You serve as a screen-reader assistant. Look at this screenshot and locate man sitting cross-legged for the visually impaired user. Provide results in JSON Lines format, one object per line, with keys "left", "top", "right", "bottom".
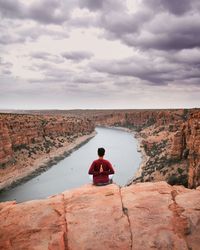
{"left": 88, "top": 147, "right": 115, "bottom": 186}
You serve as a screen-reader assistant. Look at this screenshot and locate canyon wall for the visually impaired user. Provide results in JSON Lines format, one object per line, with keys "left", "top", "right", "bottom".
{"left": 0, "top": 182, "right": 200, "bottom": 250}
{"left": 170, "top": 110, "right": 200, "bottom": 188}
{"left": 0, "top": 113, "right": 94, "bottom": 189}
{"left": 0, "top": 109, "right": 199, "bottom": 189}
{"left": 81, "top": 109, "right": 199, "bottom": 188}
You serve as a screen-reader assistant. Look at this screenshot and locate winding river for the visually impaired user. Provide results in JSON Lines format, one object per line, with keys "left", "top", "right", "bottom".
{"left": 0, "top": 127, "right": 141, "bottom": 202}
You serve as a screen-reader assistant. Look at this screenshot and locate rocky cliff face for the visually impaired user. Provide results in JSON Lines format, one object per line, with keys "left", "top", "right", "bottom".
{"left": 0, "top": 182, "right": 200, "bottom": 250}
{"left": 187, "top": 111, "right": 200, "bottom": 188}
{"left": 85, "top": 109, "right": 185, "bottom": 130}
{"left": 170, "top": 110, "right": 200, "bottom": 188}
{"left": 0, "top": 113, "right": 95, "bottom": 189}
{"left": 0, "top": 120, "right": 13, "bottom": 166}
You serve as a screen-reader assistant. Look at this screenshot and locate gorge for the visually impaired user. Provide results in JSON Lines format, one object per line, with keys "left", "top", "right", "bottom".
{"left": 0, "top": 127, "right": 141, "bottom": 202}
{"left": 0, "top": 109, "right": 200, "bottom": 249}
{"left": 1, "top": 108, "right": 200, "bottom": 190}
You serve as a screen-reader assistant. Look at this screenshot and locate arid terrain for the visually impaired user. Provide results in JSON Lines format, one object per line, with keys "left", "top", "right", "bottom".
{"left": 0, "top": 109, "right": 200, "bottom": 189}
{"left": 0, "top": 109, "right": 200, "bottom": 249}
{"left": 0, "top": 113, "right": 95, "bottom": 189}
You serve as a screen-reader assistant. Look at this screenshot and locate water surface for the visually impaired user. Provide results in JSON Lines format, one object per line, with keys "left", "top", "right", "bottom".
{"left": 0, "top": 127, "right": 141, "bottom": 202}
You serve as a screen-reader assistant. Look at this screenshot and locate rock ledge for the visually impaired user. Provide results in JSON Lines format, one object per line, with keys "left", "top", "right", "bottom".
{"left": 0, "top": 182, "right": 200, "bottom": 250}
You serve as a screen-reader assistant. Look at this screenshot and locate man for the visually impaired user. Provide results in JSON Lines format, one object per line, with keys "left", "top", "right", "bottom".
{"left": 88, "top": 147, "right": 115, "bottom": 186}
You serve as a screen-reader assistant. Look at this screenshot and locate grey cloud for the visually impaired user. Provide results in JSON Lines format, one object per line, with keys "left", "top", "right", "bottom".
{"left": 170, "top": 49, "right": 200, "bottom": 65}
{"left": 19, "top": 25, "right": 69, "bottom": 42}
{"left": 72, "top": 75, "right": 104, "bottom": 84}
{"left": 0, "top": 19, "right": 69, "bottom": 45}
{"left": 79, "top": 0, "right": 103, "bottom": 10}
{"left": 29, "top": 0, "right": 67, "bottom": 24}
{"left": 69, "top": 15, "right": 99, "bottom": 28}
{"left": 0, "top": 0, "right": 25, "bottom": 19}
{"left": 29, "top": 62, "right": 54, "bottom": 72}
{"left": 92, "top": 52, "right": 200, "bottom": 86}
{"left": 0, "top": 0, "right": 76, "bottom": 24}
{"left": 28, "top": 61, "right": 74, "bottom": 84}
{"left": 123, "top": 30, "right": 200, "bottom": 51}
{"left": 79, "top": 0, "right": 124, "bottom": 11}
{"left": 0, "top": 57, "right": 13, "bottom": 76}
{"left": 31, "top": 52, "right": 64, "bottom": 64}
{"left": 101, "top": 10, "right": 151, "bottom": 37}
{"left": 92, "top": 58, "right": 170, "bottom": 85}
{"left": 0, "top": 33, "right": 25, "bottom": 44}
{"left": 93, "top": 0, "right": 200, "bottom": 52}
{"left": 62, "top": 51, "right": 93, "bottom": 62}
{"left": 2, "top": 69, "right": 12, "bottom": 75}
{"left": 131, "top": 13, "right": 200, "bottom": 51}
{"left": 144, "top": 0, "right": 191, "bottom": 16}
{"left": 160, "top": 0, "right": 191, "bottom": 15}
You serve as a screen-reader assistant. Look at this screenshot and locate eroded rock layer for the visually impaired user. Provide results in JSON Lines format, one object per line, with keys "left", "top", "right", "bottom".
{"left": 0, "top": 113, "right": 94, "bottom": 189}
{"left": 0, "top": 182, "right": 200, "bottom": 250}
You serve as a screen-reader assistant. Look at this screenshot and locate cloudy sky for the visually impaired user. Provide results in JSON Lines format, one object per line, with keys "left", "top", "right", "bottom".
{"left": 0, "top": 0, "right": 200, "bottom": 109}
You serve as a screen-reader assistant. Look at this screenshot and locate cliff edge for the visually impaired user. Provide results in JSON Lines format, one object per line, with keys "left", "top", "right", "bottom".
{"left": 0, "top": 182, "right": 200, "bottom": 250}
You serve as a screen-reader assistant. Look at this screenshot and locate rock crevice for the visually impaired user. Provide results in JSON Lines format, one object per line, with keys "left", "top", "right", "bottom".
{"left": 168, "top": 190, "right": 191, "bottom": 248}
{"left": 61, "top": 194, "right": 69, "bottom": 250}
{"left": 119, "top": 186, "right": 133, "bottom": 250}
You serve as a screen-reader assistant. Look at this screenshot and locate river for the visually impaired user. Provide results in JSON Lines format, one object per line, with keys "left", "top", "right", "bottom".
{"left": 0, "top": 127, "right": 141, "bottom": 202}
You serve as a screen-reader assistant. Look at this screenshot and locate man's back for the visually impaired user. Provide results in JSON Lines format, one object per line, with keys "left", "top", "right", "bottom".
{"left": 88, "top": 158, "right": 115, "bottom": 185}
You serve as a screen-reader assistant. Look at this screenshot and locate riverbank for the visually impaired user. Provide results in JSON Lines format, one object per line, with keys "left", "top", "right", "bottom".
{"left": 0, "top": 131, "right": 96, "bottom": 191}
{"left": 110, "top": 127, "right": 148, "bottom": 184}
{"left": 128, "top": 132, "right": 149, "bottom": 183}
{"left": 99, "top": 125, "right": 147, "bottom": 185}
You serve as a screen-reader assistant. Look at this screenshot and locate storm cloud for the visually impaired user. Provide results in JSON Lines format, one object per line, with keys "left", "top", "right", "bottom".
{"left": 0, "top": 0, "right": 76, "bottom": 24}
{"left": 96, "top": 0, "right": 200, "bottom": 52}
{"left": 144, "top": 0, "right": 192, "bottom": 15}
{"left": 0, "top": 0, "right": 200, "bottom": 109}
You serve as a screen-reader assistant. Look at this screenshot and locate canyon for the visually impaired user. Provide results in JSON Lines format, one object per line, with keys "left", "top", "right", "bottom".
{"left": 0, "top": 109, "right": 200, "bottom": 249}
{"left": 78, "top": 108, "right": 200, "bottom": 188}
{"left": 0, "top": 113, "right": 95, "bottom": 189}
{"left": 0, "top": 109, "right": 200, "bottom": 190}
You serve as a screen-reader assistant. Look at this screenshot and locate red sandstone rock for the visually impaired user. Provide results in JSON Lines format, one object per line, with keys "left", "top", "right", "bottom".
{"left": 64, "top": 184, "right": 131, "bottom": 250}
{"left": 0, "top": 182, "right": 200, "bottom": 250}
{"left": 170, "top": 110, "right": 200, "bottom": 188}
{"left": 0, "top": 113, "right": 95, "bottom": 189}
{"left": 0, "top": 195, "right": 67, "bottom": 250}
{"left": 186, "top": 111, "right": 200, "bottom": 188}
{"left": 0, "top": 119, "right": 13, "bottom": 165}
{"left": 0, "top": 114, "right": 94, "bottom": 166}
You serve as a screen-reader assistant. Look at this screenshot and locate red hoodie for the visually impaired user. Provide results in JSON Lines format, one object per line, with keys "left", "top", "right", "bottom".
{"left": 88, "top": 158, "right": 115, "bottom": 185}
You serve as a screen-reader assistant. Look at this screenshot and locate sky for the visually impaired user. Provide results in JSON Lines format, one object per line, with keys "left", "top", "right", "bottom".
{"left": 0, "top": 0, "right": 200, "bottom": 110}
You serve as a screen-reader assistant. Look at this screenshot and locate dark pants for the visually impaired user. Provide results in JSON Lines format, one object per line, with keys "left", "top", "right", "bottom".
{"left": 94, "top": 179, "right": 113, "bottom": 186}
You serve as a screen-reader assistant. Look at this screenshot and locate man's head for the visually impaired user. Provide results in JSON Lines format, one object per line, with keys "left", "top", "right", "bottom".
{"left": 98, "top": 147, "right": 105, "bottom": 157}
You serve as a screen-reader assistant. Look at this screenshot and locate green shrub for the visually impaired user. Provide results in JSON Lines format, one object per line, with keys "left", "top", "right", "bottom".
{"left": 177, "top": 168, "right": 184, "bottom": 174}
{"left": 167, "top": 174, "right": 188, "bottom": 187}
{"left": 0, "top": 163, "right": 6, "bottom": 169}
{"left": 12, "top": 144, "right": 28, "bottom": 152}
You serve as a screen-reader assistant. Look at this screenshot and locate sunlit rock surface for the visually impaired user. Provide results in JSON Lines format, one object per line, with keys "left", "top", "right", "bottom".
{"left": 0, "top": 182, "right": 200, "bottom": 250}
